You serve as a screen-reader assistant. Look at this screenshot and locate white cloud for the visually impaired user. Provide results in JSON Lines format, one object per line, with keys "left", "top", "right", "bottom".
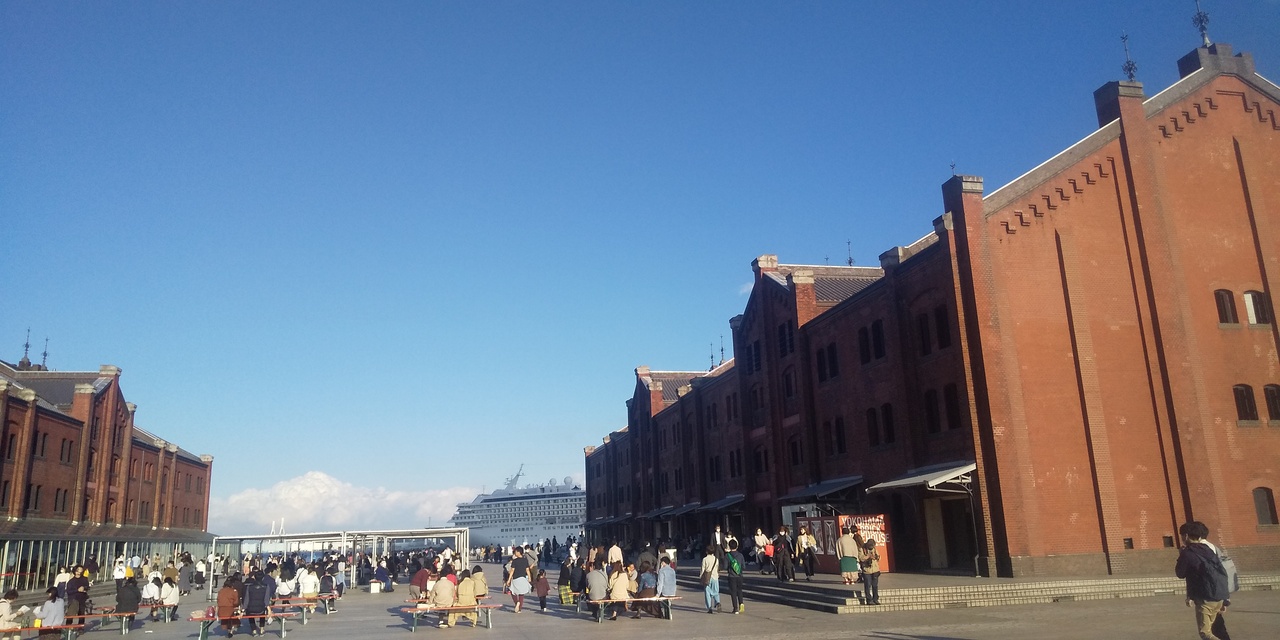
{"left": 207, "top": 471, "right": 477, "bottom": 535}
{"left": 738, "top": 281, "right": 754, "bottom": 295}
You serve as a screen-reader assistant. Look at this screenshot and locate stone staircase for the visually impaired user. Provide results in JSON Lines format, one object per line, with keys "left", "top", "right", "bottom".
{"left": 675, "top": 571, "right": 1280, "bottom": 614}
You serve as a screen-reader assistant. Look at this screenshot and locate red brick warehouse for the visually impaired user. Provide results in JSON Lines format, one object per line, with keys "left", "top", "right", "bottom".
{"left": 584, "top": 42, "right": 1280, "bottom": 577}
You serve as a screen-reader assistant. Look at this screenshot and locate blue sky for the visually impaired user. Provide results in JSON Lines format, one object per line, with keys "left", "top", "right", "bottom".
{"left": 3, "top": 1, "right": 1278, "bottom": 533}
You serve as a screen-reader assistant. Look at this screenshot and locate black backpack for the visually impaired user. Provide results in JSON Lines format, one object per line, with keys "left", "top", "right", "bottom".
{"left": 244, "top": 583, "right": 269, "bottom": 615}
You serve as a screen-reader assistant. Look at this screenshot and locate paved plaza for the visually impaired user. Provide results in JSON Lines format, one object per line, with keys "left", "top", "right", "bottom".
{"left": 77, "top": 562, "right": 1278, "bottom": 640}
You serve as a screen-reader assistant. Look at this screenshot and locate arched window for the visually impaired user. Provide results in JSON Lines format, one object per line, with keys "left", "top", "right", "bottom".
{"left": 1214, "top": 289, "right": 1238, "bottom": 324}
{"left": 1254, "top": 487, "right": 1279, "bottom": 525}
{"left": 1265, "top": 385, "right": 1280, "bottom": 421}
{"left": 880, "top": 403, "right": 896, "bottom": 444}
{"left": 1245, "top": 291, "right": 1272, "bottom": 325}
{"left": 1234, "top": 385, "right": 1259, "bottom": 421}
{"left": 866, "top": 408, "right": 880, "bottom": 447}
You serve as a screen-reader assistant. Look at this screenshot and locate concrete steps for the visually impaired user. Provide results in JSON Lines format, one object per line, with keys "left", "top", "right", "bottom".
{"left": 675, "top": 572, "right": 1280, "bottom": 615}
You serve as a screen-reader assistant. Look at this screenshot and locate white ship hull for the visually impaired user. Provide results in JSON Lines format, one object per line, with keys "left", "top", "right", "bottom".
{"left": 449, "top": 466, "right": 585, "bottom": 551}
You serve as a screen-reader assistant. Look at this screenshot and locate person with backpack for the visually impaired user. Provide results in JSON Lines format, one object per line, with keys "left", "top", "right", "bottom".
{"left": 242, "top": 573, "right": 270, "bottom": 637}
{"left": 1175, "top": 521, "right": 1230, "bottom": 640}
{"left": 725, "top": 539, "right": 746, "bottom": 614}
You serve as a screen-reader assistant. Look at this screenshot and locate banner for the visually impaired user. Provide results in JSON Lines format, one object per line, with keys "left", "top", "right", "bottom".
{"left": 796, "top": 513, "right": 892, "bottom": 573}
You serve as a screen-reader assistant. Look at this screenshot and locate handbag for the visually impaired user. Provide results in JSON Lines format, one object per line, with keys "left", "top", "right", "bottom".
{"left": 699, "top": 570, "right": 711, "bottom": 586}
{"left": 764, "top": 544, "right": 774, "bottom": 558}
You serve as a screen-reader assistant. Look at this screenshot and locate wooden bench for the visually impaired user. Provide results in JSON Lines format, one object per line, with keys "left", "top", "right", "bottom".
{"left": 577, "top": 596, "right": 681, "bottom": 622}
{"left": 5, "top": 624, "right": 84, "bottom": 640}
{"left": 400, "top": 604, "right": 501, "bottom": 631}
{"left": 189, "top": 611, "right": 298, "bottom": 640}
{"left": 69, "top": 610, "right": 140, "bottom": 635}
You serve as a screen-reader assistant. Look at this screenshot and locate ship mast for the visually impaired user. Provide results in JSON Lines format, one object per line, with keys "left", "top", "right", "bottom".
{"left": 504, "top": 464, "right": 525, "bottom": 490}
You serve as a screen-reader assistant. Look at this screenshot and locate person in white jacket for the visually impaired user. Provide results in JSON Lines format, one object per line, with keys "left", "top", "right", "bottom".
{"left": 0, "top": 589, "right": 28, "bottom": 640}
{"left": 160, "top": 577, "right": 181, "bottom": 622}
{"left": 297, "top": 566, "right": 321, "bottom": 612}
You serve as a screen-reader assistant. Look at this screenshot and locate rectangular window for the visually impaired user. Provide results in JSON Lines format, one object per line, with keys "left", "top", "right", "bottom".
{"left": 925, "top": 389, "right": 942, "bottom": 433}
{"left": 0, "top": 480, "right": 8, "bottom": 508}
{"left": 789, "top": 438, "right": 803, "bottom": 466}
{"left": 871, "top": 320, "right": 886, "bottom": 359}
{"left": 917, "top": 313, "right": 932, "bottom": 356}
{"left": 944, "top": 383, "right": 963, "bottom": 430}
{"left": 935, "top": 305, "right": 952, "bottom": 348}
{"left": 752, "top": 340, "right": 762, "bottom": 373}
{"left": 858, "top": 328, "right": 871, "bottom": 364}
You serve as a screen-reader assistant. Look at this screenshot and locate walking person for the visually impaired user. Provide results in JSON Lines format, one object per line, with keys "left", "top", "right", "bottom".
{"left": 773, "top": 525, "right": 795, "bottom": 582}
{"left": 700, "top": 545, "right": 721, "bottom": 614}
{"left": 858, "top": 540, "right": 881, "bottom": 605}
{"left": 505, "top": 547, "right": 532, "bottom": 613}
{"left": 753, "top": 528, "right": 772, "bottom": 573}
{"left": 1175, "top": 521, "right": 1230, "bottom": 640}
{"left": 725, "top": 539, "right": 745, "bottom": 614}
{"left": 797, "top": 526, "right": 818, "bottom": 582}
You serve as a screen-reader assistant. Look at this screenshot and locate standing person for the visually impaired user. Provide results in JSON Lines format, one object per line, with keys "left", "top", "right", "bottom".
{"left": 178, "top": 559, "right": 194, "bottom": 596}
{"left": 505, "top": 547, "right": 532, "bottom": 613}
{"left": 858, "top": 540, "right": 881, "bottom": 605}
{"left": 195, "top": 557, "right": 207, "bottom": 591}
{"left": 711, "top": 525, "right": 726, "bottom": 567}
{"left": 65, "top": 566, "right": 90, "bottom": 628}
{"left": 534, "top": 569, "right": 551, "bottom": 612}
{"left": 34, "top": 587, "right": 65, "bottom": 638}
{"left": 836, "top": 526, "right": 861, "bottom": 586}
{"left": 53, "top": 566, "right": 72, "bottom": 600}
{"left": 753, "top": 529, "right": 771, "bottom": 573}
{"left": 797, "top": 526, "right": 818, "bottom": 582}
{"left": 217, "top": 577, "right": 241, "bottom": 637}
{"left": 1175, "top": 521, "right": 1230, "bottom": 640}
{"left": 113, "top": 557, "right": 128, "bottom": 589}
{"left": 773, "top": 526, "right": 795, "bottom": 582}
{"left": 725, "top": 540, "right": 746, "bottom": 615}
{"left": 655, "top": 557, "right": 677, "bottom": 598}
{"left": 700, "top": 545, "right": 721, "bottom": 614}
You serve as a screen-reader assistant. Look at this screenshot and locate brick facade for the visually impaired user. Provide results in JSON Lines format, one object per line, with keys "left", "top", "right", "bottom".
{"left": 1, "top": 358, "right": 213, "bottom": 533}
{"left": 585, "top": 44, "right": 1280, "bottom": 577}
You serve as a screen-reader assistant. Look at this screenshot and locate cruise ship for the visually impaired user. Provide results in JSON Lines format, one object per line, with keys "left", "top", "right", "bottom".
{"left": 449, "top": 466, "right": 586, "bottom": 549}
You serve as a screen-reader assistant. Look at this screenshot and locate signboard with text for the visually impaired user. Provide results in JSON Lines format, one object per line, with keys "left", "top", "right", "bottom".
{"left": 796, "top": 513, "right": 892, "bottom": 574}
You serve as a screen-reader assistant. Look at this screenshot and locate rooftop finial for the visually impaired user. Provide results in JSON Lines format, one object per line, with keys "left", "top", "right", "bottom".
{"left": 41, "top": 338, "right": 49, "bottom": 368}
{"left": 1192, "top": 0, "right": 1211, "bottom": 47}
{"left": 846, "top": 240, "right": 854, "bottom": 267}
{"left": 950, "top": 161, "right": 957, "bottom": 176}
{"left": 720, "top": 335, "right": 725, "bottom": 365}
{"left": 710, "top": 342, "right": 716, "bottom": 371}
{"left": 22, "top": 328, "right": 30, "bottom": 360}
{"left": 1121, "top": 32, "right": 1138, "bottom": 82}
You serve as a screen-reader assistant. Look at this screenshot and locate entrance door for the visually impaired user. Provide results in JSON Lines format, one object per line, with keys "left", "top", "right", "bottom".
{"left": 941, "top": 497, "right": 976, "bottom": 570}
{"left": 923, "top": 498, "right": 947, "bottom": 569}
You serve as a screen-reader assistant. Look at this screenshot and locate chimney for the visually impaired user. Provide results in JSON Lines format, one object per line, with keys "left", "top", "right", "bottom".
{"left": 1177, "top": 43, "right": 1254, "bottom": 79}
{"left": 1093, "top": 81, "right": 1145, "bottom": 128}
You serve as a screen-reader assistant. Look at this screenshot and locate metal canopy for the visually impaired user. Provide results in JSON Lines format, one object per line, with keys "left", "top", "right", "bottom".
{"left": 639, "top": 506, "right": 675, "bottom": 519}
{"left": 779, "top": 475, "right": 864, "bottom": 504}
{"left": 664, "top": 502, "right": 701, "bottom": 518}
{"left": 696, "top": 494, "right": 745, "bottom": 512}
{"left": 865, "top": 461, "right": 977, "bottom": 494}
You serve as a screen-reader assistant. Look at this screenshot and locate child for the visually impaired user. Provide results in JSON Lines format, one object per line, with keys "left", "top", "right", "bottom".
{"left": 534, "top": 569, "right": 551, "bottom": 612}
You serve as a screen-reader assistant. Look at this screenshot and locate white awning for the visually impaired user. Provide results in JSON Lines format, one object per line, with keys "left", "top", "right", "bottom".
{"left": 866, "top": 461, "right": 977, "bottom": 494}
